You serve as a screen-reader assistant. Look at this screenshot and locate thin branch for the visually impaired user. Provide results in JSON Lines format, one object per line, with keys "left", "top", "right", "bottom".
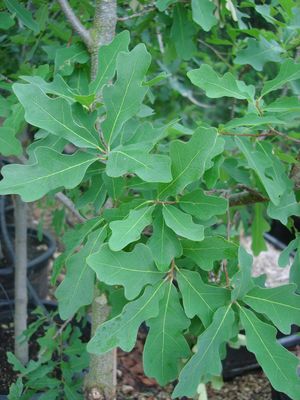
{"left": 118, "top": 6, "right": 155, "bottom": 21}
{"left": 198, "top": 39, "right": 231, "bottom": 67}
{"left": 55, "top": 192, "right": 87, "bottom": 223}
{"left": 57, "top": 0, "right": 92, "bottom": 47}
{"left": 269, "top": 128, "right": 300, "bottom": 144}
{"left": 229, "top": 190, "right": 269, "bottom": 207}
{"left": 220, "top": 131, "right": 274, "bottom": 138}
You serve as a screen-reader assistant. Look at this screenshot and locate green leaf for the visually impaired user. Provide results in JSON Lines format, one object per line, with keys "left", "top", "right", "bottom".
{"left": 171, "top": 4, "right": 197, "bottom": 60}
{"left": 102, "top": 44, "right": 151, "bottom": 148}
{"left": 4, "top": 0, "right": 39, "bottom": 33}
{"left": 179, "top": 189, "right": 228, "bottom": 220}
{"left": 235, "top": 138, "right": 290, "bottom": 205}
{"left": 243, "top": 284, "right": 300, "bottom": 334}
{"left": 0, "top": 126, "right": 22, "bottom": 156}
{"left": 158, "top": 127, "right": 219, "bottom": 198}
{"left": 261, "top": 59, "right": 300, "bottom": 96}
{"left": 162, "top": 205, "right": 204, "bottom": 241}
{"left": 223, "top": 114, "right": 285, "bottom": 130}
{"left": 156, "top": 0, "right": 176, "bottom": 11}
{"left": 148, "top": 210, "right": 182, "bottom": 272}
{"left": 13, "top": 83, "right": 101, "bottom": 149}
{"left": 191, "top": 0, "right": 217, "bottom": 31}
{"left": 56, "top": 226, "right": 107, "bottom": 320}
{"left": 267, "top": 191, "right": 300, "bottom": 225}
{"left": 252, "top": 203, "right": 270, "bottom": 256}
{"left": 0, "top": 12, "right": 15, "bottom": 29}
{"left": 234, "top": 37, "right": 283, "bottom": 71}
{"left": 87, "top": 281, "right": 166, "bottom": 354}
{"left": 182, "top": 236, "right": 238, "bottom": 270}
{"left": 76, "top": 174, "right": 106, "bottom": 212}
{"left": 231, "top": 247, "right": 254, "bottom": 300}
{"left": 177, "top": 269, "right": 230, "bottom": 326}
{"left": 239, "top": 306, "right": 300, "bottom": 398}
{"left": 172, "top": 305, "right": 235, "bottom": 399}
{"left": 143, "top": 282, "right": 191, "bottom": 385}
{"left": 54, "top": 44, "right": 89, "bottom": 76}
{"left": 107, "top": 144, "right": 172, "bottom": 183}
{"left": 278, "top": 238, "right": 298, "bottom": 268}
{"left": 7, "top": 377, "right": 23, "bottom": 400}
{"left": 102, "top": 174, "right": 125, "bottom": 201}
{"left": 109, "top": 205, "right": 154, "bottom": 251}
{"left": 89, "top": 31, "right": 130, "bottom": 94}
{"left": 264, "top": 96, "right": 300, "bottom": 113}
{"left": 0, "top": 148, "right": 97, "bottom": 202}
{"left": 188, "top": 64, "right": 255, "bottom": 101}
{"left": 88, "top": 243, "right": 164, "bottom": 300}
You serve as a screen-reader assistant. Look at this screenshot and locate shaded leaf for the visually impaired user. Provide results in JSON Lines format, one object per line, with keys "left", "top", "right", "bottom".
{"left": 188, "top": 64, "right": 255, "bottom": 100}
{"left": 162, "top": 205, "right": 204, "bottom": 241}
{"left": 231, "top": 247, "right": 254, "bottom": 300}
{"left": 177, "top": 269, "right": 230, "bottom": 327}
{"left": 239, "top": 306, "right": 300, "bottom": 398}
{"left": 144, "top": 282, "right": 191, "bottom": 385}
{"left": 158, "top": 127, "right": 218, "bottom": 198}
{"left": 191, "top": 0, "right": 217, "bottom": 31}
{"left": 182, "top": 236, "right": 238, "bottom": 270}
{"left": 148, "top": 210, "right": 182, "bottom": 272}
{"left": 171, "top": 4, "right": 197, "bottom": 60}
{"left": 172, "top": 305, "right": 235, "bottom": 398}
{"left": 56, "top": 226, "right": 107, "bottom": 320}
{"left": 4, "top": 0, "right": 39, "bottom": 33}
{"left": 261, "top": 59, "right": 300, "bottom": 96}
{"left": 0, "top": 148, "right": 97, "bottom": 201}
{"left": 252, "top": 203, "right": 270, "bottom": 256}
{"left": 243, "top": 284, "right": 300, "bottom": 334}
{"left": 88, "top": 243, "right": 164, "bottom": 300}
{"left": 179, "top": 189, "right": 228, "bottom": 220}
{"left": 87, "top": 281, "right": 166, "bottom": 354}
{"left": 109, "top": 205, "right": 154, "bottom": 251}
{"left": 267, "top": 191, "right": 300, "bottom": 225}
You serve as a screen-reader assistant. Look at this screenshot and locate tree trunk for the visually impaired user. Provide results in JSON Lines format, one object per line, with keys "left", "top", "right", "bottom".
{"left": 14, "top": 195, "right": 28, "bottom": 365}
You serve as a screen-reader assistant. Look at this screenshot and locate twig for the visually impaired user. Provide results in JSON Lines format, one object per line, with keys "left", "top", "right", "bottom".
{"left": 229, "top": 190, "right": 268, "bottom": 207}
{"left": 269, "top": 128, "right": 300, "bottom": 144}
{"left": 198, "top": 39, "right": 231, "bottom": 67}
{"left": 118, "top": 6, "right": 155, "bottom": 21}
{"left": 55, "top": 192, "right": 87, "bottom": 223}
{"left": 57, "top": 0, "right": 92, "bottom": 48}
{"left": 220, "top": 131, "right": 274, "bottom": 138}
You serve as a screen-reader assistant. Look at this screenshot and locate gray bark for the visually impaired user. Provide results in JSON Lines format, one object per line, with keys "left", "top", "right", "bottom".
{"left": 14, "top": 195, "right": 28, "bottom": 365}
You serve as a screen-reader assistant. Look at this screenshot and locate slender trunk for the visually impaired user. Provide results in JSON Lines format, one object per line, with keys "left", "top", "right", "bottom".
{"left": 84, "top": 2, "right": 117, "bottom": 398}
{"left": 14, "top": 195, "right": 28, "bottom": 365}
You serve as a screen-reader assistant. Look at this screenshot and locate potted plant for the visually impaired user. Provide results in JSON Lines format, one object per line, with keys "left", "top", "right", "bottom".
{"left": 0, "top": 1, "right": 300, "bottom": 399}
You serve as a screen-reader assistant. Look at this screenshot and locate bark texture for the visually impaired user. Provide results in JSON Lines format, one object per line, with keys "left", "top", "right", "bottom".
{"left": 14, "top": 195, "right": 28, "bottom": 365}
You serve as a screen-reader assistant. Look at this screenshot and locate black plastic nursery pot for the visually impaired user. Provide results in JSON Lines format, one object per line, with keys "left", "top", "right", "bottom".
{"left": 0, "top": 225, "right": 56, "bottom": 301}
{"left": 271, "top": 387, "right": 293, "bottom": 400}
{"left": 0, "top": 300, "right": 91, "bottom": 398}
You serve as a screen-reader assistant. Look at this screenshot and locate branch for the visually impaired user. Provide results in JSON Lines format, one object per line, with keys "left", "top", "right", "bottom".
{"left": 57, "top": 0, "right": 92, "bottom": 48}
{"left": 55, "top": 192, "right": 87, "bottom": 223}
{"left": 229, "top": 190, "right": 268, "bottom": 207}
{"left": 118, "top": 6, "right": 155, "bottom": 21}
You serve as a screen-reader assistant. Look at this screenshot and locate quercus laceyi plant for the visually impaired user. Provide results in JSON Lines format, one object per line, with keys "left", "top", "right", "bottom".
{"left": 1, "top": 0, "right": 300, "bottom": 399}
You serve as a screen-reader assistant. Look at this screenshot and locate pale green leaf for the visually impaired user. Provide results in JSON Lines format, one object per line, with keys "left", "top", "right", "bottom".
{"left": 148, "top": 210, "right": 182, "bottom": 272}
{"left": 262, "top": 59, "right": 300, "bottom": 96}
{"left": 235, "top": 137, "right": 290, "bottom": 205}
{"left": 88, "top": 243, "right": 164, "bottom": 300}
{"left": 0, "top": 148, "right": 97, "bottom": 202}
{"left": 267, "top": 191, "right": 300, "bottom": 225}
{"left": 231, "top": 247, "right": 254, "bottom": 300}
{"left": 182, "top": 236, "right": 238, "bottom": 270}
{"left": 0, "top": 126, "right": 22, "bottom": 156}
{"left": 170, "top": 4, "right": 197, "bottom": 60}
{"left": 87, "top": 281, "right": 166, "bottom": 354}
{"left": 234, "top": 37, "right": 283, "bottom": 71}
{"left": 56, "top": 226, "right": 107, "bottom": 320}
{"left": 102, "top": 44, "right": 151, "bottom": 148}
{"left": 179, "top": 189, "right": 228, "bottom": 220}
{"left": 13, "top": 83, "right": 101, "bottom": 149}
{"left": 223, "top": 114, "right": 285, "bottom": 130}
{"left": 156, "top": 0, "right": 176, "bottom": 11}
{"left": 239, "top": 306, "right": 300, "bottom": 398}
{"left": 278, "top": 238, "right": 298, "bottom": 268}
{"left": 191, "top": 0, "right": 217, "bottom": 31}
{"left": 107, "top": 144, "right": 172, "bottom": 183}
{"left": 172, "top": 305, "right": 235, "bottom": 399}
{"left": 243, "top": 285, "right": 300, "bottom": 334}
{"left": 162, "top": 205, "right": 204, "bottom": 241}
{"left": 144, "top": 282, "right": 191, "bottom": 385}
{"left": 89, "top": 31, "right": 130, "bottom": 94}
{"left": 54, "top": 44, "right": 89, "bottom": 76}
{"left": 188, "top": 64, "right": 255, "bottom": 101}
{"left": 4, "top": 0, "right": 39, "bottom": 33}
{"left": 264, "top": 96, "right": 300, "bottom": 113}
{"left": 109, "top": 205, "right": 154, "bottom": 251}
{"left": 252, "top": 203, "right": 270, "bottom": 256}
{"left": 158, "top": 127, "right": 218, "bottom": 198}
{"left": 177, "top": 269, "right": 230, "bottom": 327}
